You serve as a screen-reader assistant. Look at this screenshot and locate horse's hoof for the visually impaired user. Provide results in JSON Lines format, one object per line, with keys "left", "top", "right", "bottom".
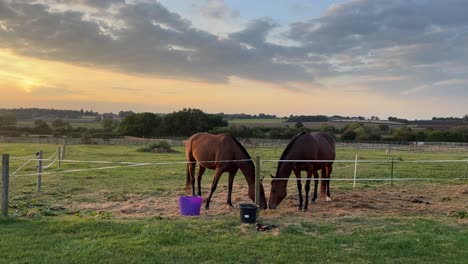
{"left": 311, "top": 199, "right": 317, "bottom": 204}
{"left": 302, "top": 208, "right": 308, "bottom": 212}
{"left": 297, "top": 206, "right": 303, "bottom": 211}
{"left": 326, "top": 197, "right": 332, "bottom": 202}
{"left": 204, "top": 205, "right": 209, "bottom": 210}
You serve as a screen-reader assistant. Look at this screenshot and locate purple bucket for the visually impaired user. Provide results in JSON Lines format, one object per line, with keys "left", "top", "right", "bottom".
{"left": 178, "top": 196, "right": 203, "bottom": 216}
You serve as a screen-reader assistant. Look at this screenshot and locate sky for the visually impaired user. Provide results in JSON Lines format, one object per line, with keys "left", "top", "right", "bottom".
{"left": 0, "top": 0, "right": 467, "bottom": 119}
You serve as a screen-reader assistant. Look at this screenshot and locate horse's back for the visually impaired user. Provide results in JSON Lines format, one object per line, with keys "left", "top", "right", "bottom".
{"left": 310, "top": 132, "right": 335, "bottom": 158}
{"left": 185, "top": 132, "right": 246, "bottom": 167}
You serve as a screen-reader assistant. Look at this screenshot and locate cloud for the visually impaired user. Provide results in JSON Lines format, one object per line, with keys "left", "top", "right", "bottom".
{"left": 29, "top": 86, "right": 76, "bottom": 96}
{"left": 0, "top": 0, "right": 467, "bottom": 100}
{"left": 198, "top": 0, "right": 240, "bottom": 19}
{"left": 49, "top": 0, "right": 125, "bottom": 9}
{"left": 0, "top": 0, "right": 312, "bottom": 84}
{"left": 284, "top": 0, "right": 468, "bottom": 97}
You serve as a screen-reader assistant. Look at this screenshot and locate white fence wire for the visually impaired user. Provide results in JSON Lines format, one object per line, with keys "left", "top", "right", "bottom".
{"left": 8, "top": 153, "right": 468, "bottom": 182}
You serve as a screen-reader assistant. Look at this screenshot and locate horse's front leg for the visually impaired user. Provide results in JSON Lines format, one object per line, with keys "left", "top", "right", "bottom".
{"left": 303, "top": 169, "right": 313, "bottom": 211}
{"left": 294, "top": 170, "right": 303, "bottom": 210}
{"left": 205, "top": 168, "right": 223, "bottom": 210}
{"left": 311, "top": 170, "right": 319, "bottom": 203}
{"left": 227, "top": 169, "right": 237, "bottom": 207}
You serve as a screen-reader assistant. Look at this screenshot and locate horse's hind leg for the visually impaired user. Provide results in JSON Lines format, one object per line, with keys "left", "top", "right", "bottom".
{"left": 226, "top": 169, "right": 237, "bottom": 207}
{"left": 311, "top": 170, "right": 319, "bottom": 203}
{"left": 197, "top": 165, "right": 206, "bottom": 196}
{"left": 294, "top": 170, "right": 303, "bottom": 210}
{"left": 205, "top": 168, "right": 223, "bottom": 210}
{"left": 186, "top": 162, "right": 196, "bottom": 196}
{"left": 304, "top": 168, "right": 314, "bottom": 211}
{"left": 321, "top": 165, "right": 332, "bottom": 202}
{"left": 326, "top": 164, "right": 333, "bottom": 202}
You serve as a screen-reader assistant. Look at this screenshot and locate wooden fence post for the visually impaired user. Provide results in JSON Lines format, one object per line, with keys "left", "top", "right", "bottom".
{"left": 391, "top": 157, "right": 394, "bottom": 187}
{"left": 2, "top": 154, "right": 9, "bottom": 217}
{"left": 255, "top": 156, "right": 261, "bottom": 210}
{"left": 37, "top": 150, "right": 42, "bottom": 192}
{"left": 353, "top": 154, "right": 358, "bottom": 188}
{"left": 58, "top": 147, "right": 61, "bottom": 169}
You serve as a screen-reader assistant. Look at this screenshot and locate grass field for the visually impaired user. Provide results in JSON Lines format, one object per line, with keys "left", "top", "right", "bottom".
{"left": 0, "top": 143, "right": 467, "bottom": 263}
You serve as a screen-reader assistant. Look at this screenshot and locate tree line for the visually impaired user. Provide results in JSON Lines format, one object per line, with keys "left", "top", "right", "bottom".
{"left": 0, "top": 109, "right": 467, "bottom": 143}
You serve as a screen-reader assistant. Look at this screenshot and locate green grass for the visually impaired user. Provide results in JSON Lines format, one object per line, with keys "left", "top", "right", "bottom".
{"left": 0, "top": 143, "right": 467, "bottom": 263}
{"left": 0, "top": 216, "right": 466, "bottom": 263}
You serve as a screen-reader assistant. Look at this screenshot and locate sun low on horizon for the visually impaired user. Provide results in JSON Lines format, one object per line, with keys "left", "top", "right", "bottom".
{"left": 0, "top": 0, "right": 466, "bottom": 119}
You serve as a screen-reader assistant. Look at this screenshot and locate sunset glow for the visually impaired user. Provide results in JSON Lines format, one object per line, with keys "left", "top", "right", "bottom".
{"left": 0, "top": 0, "right": 466, "bottom": 119}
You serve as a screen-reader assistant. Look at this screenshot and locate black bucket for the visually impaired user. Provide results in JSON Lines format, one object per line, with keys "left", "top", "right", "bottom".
{"left": 239, "top": 203, "right": 258, "bottom": 224}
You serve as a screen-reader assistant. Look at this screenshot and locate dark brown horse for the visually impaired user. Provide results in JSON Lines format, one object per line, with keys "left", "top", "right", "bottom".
{"left": 269, "top": 132, "right": 335, "bottom": 210}
{"left": 185, "top": 132, "right": 267, "bottom": 209}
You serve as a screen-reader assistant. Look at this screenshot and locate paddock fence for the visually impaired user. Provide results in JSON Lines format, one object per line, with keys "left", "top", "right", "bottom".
{"left": 2, "top": 146, "right": 467, "bottom": 216}
{"left": 1, "top": 136, "right": 468, "bottom": 152}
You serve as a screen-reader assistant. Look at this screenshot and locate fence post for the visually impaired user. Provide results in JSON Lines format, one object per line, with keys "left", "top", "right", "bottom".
{"left": 57, "top": 147, "right": 61, "bottom": 169}
{"left": 2, "top": 154, "right": 9, "bottom": 217}
{"left": 353, "top": 154, "right": 358, "bottom": 188}
{"left": 391, "top": 157, "right": 394, "bottom": 187}
{"left": 255, "top": 156, "right": 261, "bottom": 210}
{"left": 37, "top": 150, "right": 43, "bottom": 192}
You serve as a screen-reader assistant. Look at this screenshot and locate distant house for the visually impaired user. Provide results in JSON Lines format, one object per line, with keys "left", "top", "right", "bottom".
{"left": 82, "top": 115, "right": 98, "bottom": 120}
{"left": 102, "top": 113, "right": 121, "bottom": 120}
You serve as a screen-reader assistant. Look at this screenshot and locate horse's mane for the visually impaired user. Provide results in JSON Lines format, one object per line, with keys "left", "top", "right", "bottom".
{"left": 230, "top": 135, "right": 252, "bottom": 159}
{"left": 275, "top": 131, "right": 307, "bottom": 176}
{"left": 229, "top": 134, "right": 255, "bottom": 170}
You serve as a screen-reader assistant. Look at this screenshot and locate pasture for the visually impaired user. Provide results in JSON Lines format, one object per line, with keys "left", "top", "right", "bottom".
{"left": 0, "top": 142, "right": 467, "bottom": 263}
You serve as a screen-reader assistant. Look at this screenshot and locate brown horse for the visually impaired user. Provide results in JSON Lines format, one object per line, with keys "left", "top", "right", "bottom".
{"left": 269, "top": 132, "right": 335, "bottom": 210}
{"left": 185, "top": 132, "right": 267, "bottom": 209}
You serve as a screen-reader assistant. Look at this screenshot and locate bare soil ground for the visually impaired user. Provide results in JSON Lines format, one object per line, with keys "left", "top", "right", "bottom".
{"left": 74, "top": 183, "right": 468, "bottom": 223}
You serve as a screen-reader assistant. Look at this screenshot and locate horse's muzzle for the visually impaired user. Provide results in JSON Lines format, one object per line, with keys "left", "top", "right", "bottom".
{"left": 269, "top": 203, "right": 277, "bottom": 209}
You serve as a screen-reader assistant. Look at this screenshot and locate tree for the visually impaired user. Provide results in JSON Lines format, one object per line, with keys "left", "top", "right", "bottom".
{"left": 51, "top": 119, "right": 72, "bottom": 135}
{"left": 425, "top": 130, "right": 446, "bottom": 142}
{"left": 295, "top": 122, "right": 304, "bottom": 128}
{"left": 118, "top": 111, "right": 135, "bottom": 118}
{"left": 52, "top": 119, "right": 68, "bottom": 128}
{"left": 162, "top": 108, "right": 227, "bottom": 136}
{"left": 102, "top": 118, "right": 120, "bottom": 131}
{"left": 392, "top": 126, "right": 415, "bottom": 141}
{"left": 119, "top": 113, "right": 162, "bottom": 138}
{"left": 0, "top": 113, "right": 16, "bottom": 127}
{"left": 33, "top": 119, "right": 52, "bottom": 134}
{"left": 341, "top": 130, "right": 357, "bottom": 140}
{"left": 319, "top": 123, "right": 337, "bottom": 133}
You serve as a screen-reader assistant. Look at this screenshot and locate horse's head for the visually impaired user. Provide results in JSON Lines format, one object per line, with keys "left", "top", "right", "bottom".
{"left": 268, "top": 174, "right": 288, "bottom": 209}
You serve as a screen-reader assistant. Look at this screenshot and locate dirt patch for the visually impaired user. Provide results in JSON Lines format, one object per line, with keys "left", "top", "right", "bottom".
{"left": 73, "top": 183, "right": 468, "bottom": 222}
